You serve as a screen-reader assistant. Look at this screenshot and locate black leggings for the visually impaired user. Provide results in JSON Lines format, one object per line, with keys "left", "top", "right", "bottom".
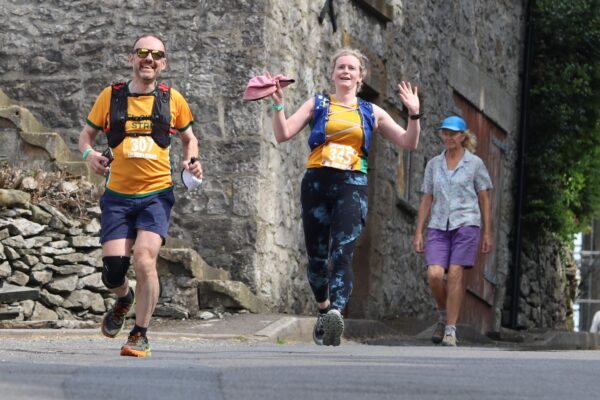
{"left": 300, "top": 168, "right": 368, "bottom": 312}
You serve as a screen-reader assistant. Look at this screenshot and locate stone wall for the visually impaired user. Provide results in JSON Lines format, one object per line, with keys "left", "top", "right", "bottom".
{"left": 511, "top": 235, "right": 577, "bottom": 330}
{"left": 0, "top": 1, "right": 528, "bottom": 326}
{"left": 0, "top": 184, "right": 242, "bottom": 323}
{"left": 0, "top": 187, "right": 110, "bottom": 322}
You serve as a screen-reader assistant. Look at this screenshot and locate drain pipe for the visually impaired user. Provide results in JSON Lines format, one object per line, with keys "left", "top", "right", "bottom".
{"left": 510, "top": 0, "right": 535, "bottom": 329}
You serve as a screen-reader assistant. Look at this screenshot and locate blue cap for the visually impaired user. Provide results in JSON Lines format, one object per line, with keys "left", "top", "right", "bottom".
{"left": 439, "top": 116, "right": 467, "bottom": 132}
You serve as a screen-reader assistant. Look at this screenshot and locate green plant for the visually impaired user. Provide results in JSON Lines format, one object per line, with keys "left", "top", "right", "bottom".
{"left": 523, "top": 0, "right": 600, "bottom": 241}
{"left": 275, "top": 337, "right": 287, "bottom": 345}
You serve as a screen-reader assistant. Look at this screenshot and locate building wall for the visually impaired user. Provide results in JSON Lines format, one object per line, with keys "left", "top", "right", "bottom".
{"left": 0, "top": 1, "right": 526, "bottom": 325}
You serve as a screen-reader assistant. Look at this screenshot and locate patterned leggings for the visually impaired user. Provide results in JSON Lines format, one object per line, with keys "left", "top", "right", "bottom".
{"left": 300, "top": 168, "right": 368, "bottom": 312}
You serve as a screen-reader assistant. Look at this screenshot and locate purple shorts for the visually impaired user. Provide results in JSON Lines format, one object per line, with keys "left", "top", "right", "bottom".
{"left": 425, "top": 225, "right": 481, "bottom": 269}
{"left": 99, "top": 189, "right": 175, "bottom": 244}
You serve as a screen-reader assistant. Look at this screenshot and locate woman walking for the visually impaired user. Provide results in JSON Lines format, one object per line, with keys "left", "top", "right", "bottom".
{"left": 413, "top": 116, "right": 493, "bottom": 346}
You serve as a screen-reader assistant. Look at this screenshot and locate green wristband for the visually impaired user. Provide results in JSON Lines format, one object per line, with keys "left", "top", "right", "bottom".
{"left": 271, "top": 102, "right": 284, "bottom": 111}
{"left": 82, "top": 148, "right": 93, "bottom": 160}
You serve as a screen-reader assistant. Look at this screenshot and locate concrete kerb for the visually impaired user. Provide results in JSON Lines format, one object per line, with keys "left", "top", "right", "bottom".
{"left": 252, "top": 316, "right": 314, "bottom": 342}
{"left": 516, "top": 330, "right": 600, "bottom": 351}
{"left": 1, "top": 316, "right": 599, "bottom": 349}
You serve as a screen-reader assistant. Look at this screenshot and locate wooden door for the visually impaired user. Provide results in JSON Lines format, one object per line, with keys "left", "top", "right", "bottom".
{"left": 454, "top": 93, "right": 506, "bottom": 333}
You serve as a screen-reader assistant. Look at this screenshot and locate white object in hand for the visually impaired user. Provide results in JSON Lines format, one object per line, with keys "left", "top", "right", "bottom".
{"left": 182, "top": 169, "right": 202, "bottom": 191}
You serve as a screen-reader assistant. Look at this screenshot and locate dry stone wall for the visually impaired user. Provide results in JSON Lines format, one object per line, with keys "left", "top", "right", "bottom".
{"left": 512, "top": 236, "right": 577, "bottom": 330}
{"left": 0, "top": 188, "right": 111, "bottom": 322}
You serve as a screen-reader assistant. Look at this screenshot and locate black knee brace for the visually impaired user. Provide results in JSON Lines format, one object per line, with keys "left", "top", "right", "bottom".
{"left": 102, "top": 256, "right": 130, "bottom": 289}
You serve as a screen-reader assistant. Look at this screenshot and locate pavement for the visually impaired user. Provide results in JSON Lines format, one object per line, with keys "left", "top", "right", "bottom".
{"left": 0, "top": 312, "right": 599, "bottom": 350}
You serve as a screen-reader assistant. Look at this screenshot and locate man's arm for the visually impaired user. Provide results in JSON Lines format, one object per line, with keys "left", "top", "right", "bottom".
{"left": 79, "top": 125, "right": 110, "bottom": 176}
{"left": 179, "top": 127, "right": 202, "bottom": 179}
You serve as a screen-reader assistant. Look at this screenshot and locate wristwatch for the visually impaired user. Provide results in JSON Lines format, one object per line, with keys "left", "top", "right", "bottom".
{"left": 409, "top": 113, "right": 423, "bottom": 120}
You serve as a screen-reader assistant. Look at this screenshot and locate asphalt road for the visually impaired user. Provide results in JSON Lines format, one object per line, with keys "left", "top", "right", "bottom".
{"left": 0, "top": 336, "right": 598, "bottom": 400}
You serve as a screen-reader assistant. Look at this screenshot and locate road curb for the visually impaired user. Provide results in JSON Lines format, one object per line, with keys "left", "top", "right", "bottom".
{"left": 253, "top": 316, "right": 314, "bottom": 342}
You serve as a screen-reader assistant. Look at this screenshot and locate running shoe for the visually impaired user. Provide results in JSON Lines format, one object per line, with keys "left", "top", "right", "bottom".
{"left": 322, "top": 309, "right": 344, "bottom": 346}
{"left": 120, "top": 332, "right": 151, "bottom": 357}
{"left": 313, "top": 312, "right": 326, "bottom": 345}
{"left": 441, "top": 333, "right": 457, "bottom": 347}
{"left": 431, "top": 321, "right": 446, "bottom": 344}
{"left": 100, "top": 289, "right": 135, "bottom": 338}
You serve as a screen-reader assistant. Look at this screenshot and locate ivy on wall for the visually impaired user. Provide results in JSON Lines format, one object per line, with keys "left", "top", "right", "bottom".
{"left": 523, "top": 0, "right": 600, "bottom": 241}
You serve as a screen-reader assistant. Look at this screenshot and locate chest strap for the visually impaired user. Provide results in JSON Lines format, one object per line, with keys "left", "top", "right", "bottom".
{"left": 106, "top": 82, "right": 172, "bottom": 149}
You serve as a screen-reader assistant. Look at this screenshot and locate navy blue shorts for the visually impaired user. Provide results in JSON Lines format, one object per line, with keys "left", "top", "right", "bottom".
{"left": 99, "top": 189, "right": 175, "bottom": 244}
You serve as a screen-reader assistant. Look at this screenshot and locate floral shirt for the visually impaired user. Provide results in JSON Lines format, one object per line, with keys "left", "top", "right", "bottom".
{"left": 420, "top": 149, "right": 493, "bottom": 230}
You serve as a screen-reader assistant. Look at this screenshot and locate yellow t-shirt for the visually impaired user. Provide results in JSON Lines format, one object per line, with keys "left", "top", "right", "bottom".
{"left": 86, "top": 82, "right": 194, "bottom": 196}
{"left": 306, "top": 96, "right": 367, "bottom": 173}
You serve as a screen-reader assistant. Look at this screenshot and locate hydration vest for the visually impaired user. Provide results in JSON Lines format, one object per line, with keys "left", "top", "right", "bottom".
{"left": 307, "top": 93, "right": 375, "bottom": 156}
{"left": 106, "top": 82, "right": 172, "bottom": 149}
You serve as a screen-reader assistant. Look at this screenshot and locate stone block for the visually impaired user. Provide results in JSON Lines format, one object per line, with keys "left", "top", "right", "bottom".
{"left": 0, "top": 283, "right": 39, "bottom": 303}
{"left": 158, "top": 247, "right": 230, "bottom": 281}
{"left": 197, "top": 280, "right": 268, "bottom": 313}
{"left": 0, "top": 305, "right": 21, "bottom": 320}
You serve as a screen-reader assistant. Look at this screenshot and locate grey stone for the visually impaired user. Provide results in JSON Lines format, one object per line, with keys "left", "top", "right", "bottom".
{"left": 158, "top": 247, "right": 230, "bottom": 280}
{"left": 48, "top": 240, "right": 70, "bottom": 249}
{"left": 39, "top": 288, "right": 64, "bottom": 307}
{"left": 68, "top": 227, "right": 83, "bottom": 236}
{"left": 197, "top": 280, "right": 268, "bottom": 313}
{"left": 63, "top": 289, "right": 98, "bottom": 310}
{"left": 29, "top": 204, "right": 52, "bottom": 225}
{"left": 0, "top": 208, "right": 31, "bottom": 218}
{"left": 46, "top": 274, "right": 78, "bottom": 293}
{"left": 0, "top": 189, "right": 30, "bottom": 208}
{"left": 198, "top": 311, "right": 216, "bottom": 320}
{"left": 48, "top": 264, "right": 94, "bottom": 276}
{"left": 4, "top": 246, "right": 20, "bottom": 261}
{"left": 0, "top": 305, "right": 21, "bottom": 320}
{"left": 55, "top": 307, "right": 76, "bottom": 320}
{"left": 31, "top": 262, "right": 51, "bottom": 271}
{"left": 84, "top": 218, "right": 101, "bottom": 234}
{"left": 31, "top": 302, "right": 59, "bottom": 321}
{"left": 22, "top": 254, "right": 40, "bottom": 267}
{"left": 61, "top": 181, "right": 79, "bottom": 193}
{"left": 45, "top": 232, "right": 65, "bottom": 240}
{"left": 7, "top": 270, "right": 29, "bottom": 286}
{"left": 8, "top": 218, "right": 45, "bottom": 237}
{"left": 24, "top": 236, "right": 53, "bottom": 248}
{"left": 154, "top": 303, "right": 189, "bottom": 319}
{"left": 11, "top": 260, "right": 30, "bottom": 273}
{"left": 38, "top": 202, "right": 74, "bottom": 228}
{"left": 77, "top": 272, "right": 104, "bottom": 291}
{"left": 0, "top": 261, "right": 10, "bottom": 278}
{"left": 53, "top": 252, "right": 95, "bottom": 265}
{"left": 69, "top": 235, "right": 101, "bottom": 248}
{"left": 20, "top": 299, "right": 35, "bottom": 318}
{"left": 2, "top": 235, "right": 30, "bottom": 249}
{"left": 86, "top": 207, "right": 101, "bottom": 218}
{"left": 76, "top": 265, "right": 97, "bottom": 277}
{"left": 40, "top": 245, "right": 75, "bottom": 255}
{"left": 40, "top": 255, "right": 53, "bottom": 264}
{"left": 30, "top": 269, "right": 53, "bottom": 285}
{"left": 0, "top": 283, "right": 39, "bottom": 303}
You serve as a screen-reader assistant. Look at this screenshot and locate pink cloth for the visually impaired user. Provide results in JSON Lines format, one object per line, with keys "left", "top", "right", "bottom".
{"left": 243, "top": 74, "right": 295, "bottom": 101}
